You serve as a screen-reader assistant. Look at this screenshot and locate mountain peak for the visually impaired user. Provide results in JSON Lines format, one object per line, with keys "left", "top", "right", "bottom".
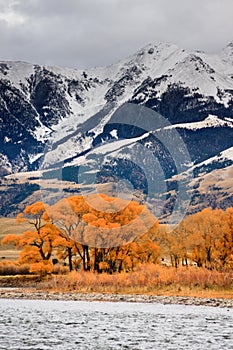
{"left": 226, "top": 41, "right": 233, "bottom": 48}
{"left": 137, "top": 42, "right": 180, "bottom": 55}
{"left": 1, "top": 41, "right": 233, "bottom": 215}
{"left": 222, "top": 41, "right": 233, "bottom": 58}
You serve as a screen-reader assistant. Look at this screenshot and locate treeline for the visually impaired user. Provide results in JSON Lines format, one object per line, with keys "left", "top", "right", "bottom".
{"left": 159, "top": 207, "right": 233, "bottom": 271}
{"left": 1, "top": 195, "right": 233, "bottom": 275}
{"left": 1, "top": 195, "right": 159, "bottom": 274}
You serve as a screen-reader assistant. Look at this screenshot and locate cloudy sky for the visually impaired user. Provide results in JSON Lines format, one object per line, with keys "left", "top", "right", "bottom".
{"left": 0, "top": 0, "right": 232, "bottom": 68}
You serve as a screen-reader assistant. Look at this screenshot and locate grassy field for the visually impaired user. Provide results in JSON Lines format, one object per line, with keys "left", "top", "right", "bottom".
{"left": 0, "top": 217, "right": 31, "bottom": 261}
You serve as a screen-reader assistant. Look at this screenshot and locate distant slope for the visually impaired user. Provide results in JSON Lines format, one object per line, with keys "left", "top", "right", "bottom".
{"left": 0, "top": 41, "right": 233, "bottom": 217}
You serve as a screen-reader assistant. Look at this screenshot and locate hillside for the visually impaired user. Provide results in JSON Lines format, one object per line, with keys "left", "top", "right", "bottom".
{"left": 0, "top": 42, "right": 233, "bottom": 219}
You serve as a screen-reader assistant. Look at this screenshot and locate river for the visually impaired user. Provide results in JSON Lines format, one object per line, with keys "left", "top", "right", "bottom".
{"left": 0, "top": 299, "right": 232, "bottom": 349}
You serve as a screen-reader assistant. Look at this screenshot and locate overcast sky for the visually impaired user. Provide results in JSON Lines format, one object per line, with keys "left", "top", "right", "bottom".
{"left": 0, "top": 0, "right": 232, "bottom": 68}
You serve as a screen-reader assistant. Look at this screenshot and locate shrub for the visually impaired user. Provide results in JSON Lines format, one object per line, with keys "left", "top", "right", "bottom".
{"left": 47, "top": 264, "right": 233, "bottom": 293}
{"left": 0, "top": 261, "right": 30, "bottom": 275}
{"left": 29, "top": 261, "right": 53, "bottom": 276}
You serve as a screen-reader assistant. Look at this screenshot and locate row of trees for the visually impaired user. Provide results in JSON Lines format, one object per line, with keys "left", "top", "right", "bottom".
{"left": 2, "top": 195, "right": 233, "bottom": 274}
{"left": 2, "top": 195, "right": 160, "bottom": 274}
{"left": 157, "top": 207, "right": 233, "bottom": 270}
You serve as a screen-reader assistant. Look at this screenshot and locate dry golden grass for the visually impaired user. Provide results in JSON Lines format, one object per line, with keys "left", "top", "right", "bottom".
{"left": 0, "top": 217, "right": 31, "bottom": 261}
{"left": 1, "top": 262, "right": 232, "bottom": 299}
{"left": 45, "top": 264, "right": 233, "bottom": 299}
{"left": 199, "top": 165, "right": 233, "bottom": 194}
{"left": 0, "top": 274, "right": 43, "bottom": 288}
{"left": 0, "top": 260, "right": 30, "bottom": 275}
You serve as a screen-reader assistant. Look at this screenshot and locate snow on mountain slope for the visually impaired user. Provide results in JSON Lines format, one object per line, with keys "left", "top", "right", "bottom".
{"left": 1, "top": 41, "right": 233, "bottom": 216}
{"left": 162, "top": 114, "right": 233, "bottom": 131}
{"left": 188, "top": 146, "right": 233, "bottom": 175}
{"left": 167, "top": 145, "right": 233, "bottom": 196}
{"left": 0, "top": 61, "right": 35, "bottom": 91}
{"left": 221, "top": 42, "right": 233, "bottom": 66}
{"left": 1, "top": 41, "right": 233, "bottom": 176}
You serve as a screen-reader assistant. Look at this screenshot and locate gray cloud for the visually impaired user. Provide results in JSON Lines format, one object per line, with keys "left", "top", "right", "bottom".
{"left": 0, "top": 0, "right": 232, "bottom": 68}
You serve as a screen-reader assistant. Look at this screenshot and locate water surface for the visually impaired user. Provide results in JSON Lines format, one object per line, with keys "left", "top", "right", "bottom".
{"left": 0, "top": 299, "right": 232, "bottom": 349}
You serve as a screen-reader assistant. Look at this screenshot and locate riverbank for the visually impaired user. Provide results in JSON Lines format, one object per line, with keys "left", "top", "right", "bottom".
{"left": 0, "top": 265, "right": 233, "bottom": 307}
{"left": 0, "top": 288, "right": 233, "bottom": 308}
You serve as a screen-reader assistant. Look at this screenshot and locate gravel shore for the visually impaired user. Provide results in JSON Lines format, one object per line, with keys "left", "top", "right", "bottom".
{"left": 0, "top": 288, "right": 232, "bottom": 308}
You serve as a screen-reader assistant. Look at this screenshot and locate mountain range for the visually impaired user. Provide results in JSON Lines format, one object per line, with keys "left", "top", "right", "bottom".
{"left": 0, "top": 42, "right": 233, "bottom": 219}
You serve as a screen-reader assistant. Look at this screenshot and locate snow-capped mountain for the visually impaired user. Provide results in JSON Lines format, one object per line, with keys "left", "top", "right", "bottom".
{"left": 0, "top": 42, "right": 233, "bottom": 217}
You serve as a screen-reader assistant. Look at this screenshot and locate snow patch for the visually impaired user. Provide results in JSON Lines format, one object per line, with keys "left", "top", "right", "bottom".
{"left": 110, "top": 129, "right": 118, "bottom": 139}
{"left": 28, "top": 153, "right": 44, "bottom": 164}
{"left": 4, "top": 136, "right": 11, "bottom": 143}
{"left": 162, "top": 115, "right": 233, "bottom": 131}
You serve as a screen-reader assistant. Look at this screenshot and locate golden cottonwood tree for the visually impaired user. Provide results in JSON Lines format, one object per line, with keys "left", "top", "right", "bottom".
{"left": 176, "top": 207, "right": 233, "bottom": 269}
{"left": 215, "top": 207, "right": 233, "bottom": 269}
{"left": 46, "top": 196, "right": 91, "bottom": 271}
{"left": 187, "top": 208, "right": 225, "bottom": 268}
{"left": 80, "top": 194, "right": 159, "bottom": 273}
{"left": 1, "top": 202, "right": 59, "bottom": 273}
{"left": 2, "top": 195, "right": 160, "bottom": 274}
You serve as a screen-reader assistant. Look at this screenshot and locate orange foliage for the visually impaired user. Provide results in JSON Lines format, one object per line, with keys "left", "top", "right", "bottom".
{"left": 160, "top": 207, "right": 233, "bottom": 270}
{"left": 29, "top": 261, "right": 53, "bottom": 275}
{"left": 2, "top": 202, "right": 60, "bottom": 274}
{"left": 49, "top": 264, "right": 233, "bottom": 294}
{"left": 2, "top": 196, "right": 232, "bottom": 276}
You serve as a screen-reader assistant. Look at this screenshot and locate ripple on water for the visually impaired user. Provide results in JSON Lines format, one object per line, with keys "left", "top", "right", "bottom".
{"left": 0, "top": 299, "right": 232, "bottom": 350}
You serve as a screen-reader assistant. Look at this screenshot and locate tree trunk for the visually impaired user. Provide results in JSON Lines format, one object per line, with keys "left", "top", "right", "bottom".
{"left": 94, "top": 248, "right": 100, "bottom": 272}
{"left": 68, "top": 247, "right": 73, "bottom": 272}
{"left": 86, "top": 245, "right": 90, "bottom": 271}
{"left": 83, "top": 245, "right": 90, "bottom": 271}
